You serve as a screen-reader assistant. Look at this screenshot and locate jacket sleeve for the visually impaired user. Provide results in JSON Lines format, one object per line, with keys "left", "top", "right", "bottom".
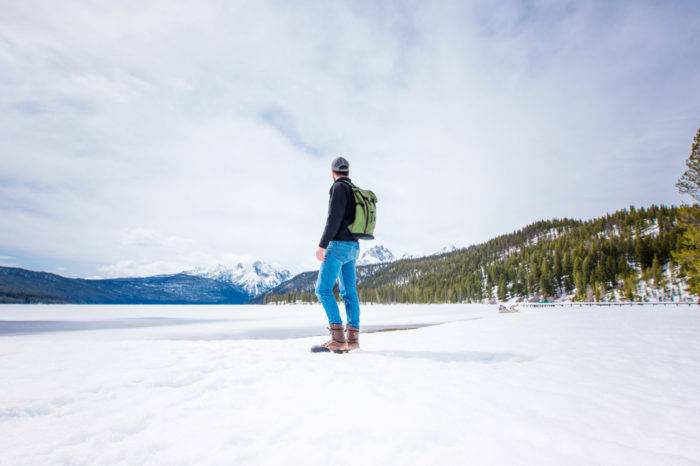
{"left": 319, "top": 183, "right": 348, "bottom": 248}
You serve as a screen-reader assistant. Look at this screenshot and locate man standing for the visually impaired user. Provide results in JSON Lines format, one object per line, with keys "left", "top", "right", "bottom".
{"left": 311, "top": 157, "right": 361, "bottom": 353}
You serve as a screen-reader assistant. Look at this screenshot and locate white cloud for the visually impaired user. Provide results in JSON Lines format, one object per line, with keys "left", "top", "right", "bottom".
{"left": 98, "top": 260, "right": 184, "bottom": 278}
{"left": 97, "top": 251, "right": 280, "bottom": 278}
{"left": 0, "top": 1, "right": 697, "bottom": 277}
{"left": 119, "top": 228, "right": 194, "bottom": 250}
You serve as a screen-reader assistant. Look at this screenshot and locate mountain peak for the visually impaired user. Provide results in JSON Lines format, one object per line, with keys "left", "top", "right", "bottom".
{"left": 357, "top": 245, "right": 395, "bottom": 266}
{"left": 187, "top": 259, "right": 290, "bottom": 297}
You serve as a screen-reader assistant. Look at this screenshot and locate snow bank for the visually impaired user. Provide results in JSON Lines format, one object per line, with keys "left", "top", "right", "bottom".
{"left": 1, "top": 304, "right": 699, "bottom": 465}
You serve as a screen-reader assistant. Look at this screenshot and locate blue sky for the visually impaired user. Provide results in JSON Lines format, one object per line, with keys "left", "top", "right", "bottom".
{"left": 0, "top": 0, "right": 698, "bottom": 277}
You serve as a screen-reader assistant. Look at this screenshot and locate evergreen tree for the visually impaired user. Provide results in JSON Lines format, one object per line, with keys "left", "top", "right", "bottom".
{"left": 624, "top": 275, "right": 637, "bottom": 301}
{"left": 594, "top": 258, "right": 606, "bottom": 286}
{"left": 592, "top": 282, "right": 603, "bottom": 301}
{"left": 674, "top": 129, "right": 700, "bottom": 298}
{"left": 651, "top": 256, "right": 663, "bottom": 288}
{"left": 676, "top": 128, "right": 700, "bottom": 202}
{"left": 573, "top": 256, "right": 586, "bottom": 300}
{"left": 673, "top": 206, "right": 700, "bottom": 296}
{"left": 497, "top": 277, "right": 507, "bottom": 301}
{"left": 617, "top": 256, "right": 630, "bottom": 277}
{"left": 582, "top": 255, "right": 592, "bottom": 287}
{"left": 539, "top": 258, "right": 553, "bottom": 298}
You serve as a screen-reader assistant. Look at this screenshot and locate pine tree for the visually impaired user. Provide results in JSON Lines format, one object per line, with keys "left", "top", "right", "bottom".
{"left": 582, "top": 254, "right": 592, "bottom": 286}
{"left": 497, "top": 277, "right": 507, "bottom": 301}
{"left": 594, "top": 257, "right": 606, "bottom": 286}
{"left": 561, "top": 252, "right": 574, "bottom": 292}
{"left": 605, "top": 255, "right": 616, "bottom": 284}
{"left": 676, "top": 128, "right": 700, "bottom": 202}
{"left": 624, "top": 275, "right": 637, "bottom": 301}
{"left": 651, "top": 256, "right": 663, "bottom": 288}
{"left": 573, "top": 256, "right": 586, "bottom": 301}
{"left": 673, "top": 206, "right": 700, "bottom": 296}
{"left": 616, "top": 256, "right": 630, "bottom": 277}
{"left": 553, "top": 250, "right": 562, "bottom": 290}
{"left": 539, "top": 258, "right": 553, "bottom": 298}
{"left": 592, "top": 282, "right": 603, "bottom": 301}
{"left": 674, "top": 129, "right": 700, "bottom": 298}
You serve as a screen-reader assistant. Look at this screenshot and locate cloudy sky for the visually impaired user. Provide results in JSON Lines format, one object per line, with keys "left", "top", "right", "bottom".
{"left": 1, "top": 1, "right": 698, "bottom": 277}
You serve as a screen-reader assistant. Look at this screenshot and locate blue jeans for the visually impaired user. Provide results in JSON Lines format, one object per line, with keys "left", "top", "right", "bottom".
{"left": 315, "top": 240, "right": 361, "bottom": 328}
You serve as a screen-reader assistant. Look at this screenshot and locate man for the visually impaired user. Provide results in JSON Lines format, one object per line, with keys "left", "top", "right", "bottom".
{"left": 311, "top": 157, "right": 361, "bottom": 353}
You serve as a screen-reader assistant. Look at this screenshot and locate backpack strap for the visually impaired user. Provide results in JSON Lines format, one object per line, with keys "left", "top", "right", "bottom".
{"left": 337, "top": 178, "right": 357, "bottom": 190}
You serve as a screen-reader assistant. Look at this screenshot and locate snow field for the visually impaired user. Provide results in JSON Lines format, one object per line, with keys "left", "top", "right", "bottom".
{"left": 1, "top": 304, "right": 699, "bottom": 465}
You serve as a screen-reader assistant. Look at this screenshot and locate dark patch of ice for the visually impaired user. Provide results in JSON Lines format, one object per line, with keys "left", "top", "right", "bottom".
{"left": 0, "top": 317, "right": 223, "bottom": 336}
{"left": 169, "top": 317, "right": 483, "bottom": 341}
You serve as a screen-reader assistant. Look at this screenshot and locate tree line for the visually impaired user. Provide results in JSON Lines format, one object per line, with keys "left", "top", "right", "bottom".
{"left": 265, "top": 205, "right": 686, "bottom": 304}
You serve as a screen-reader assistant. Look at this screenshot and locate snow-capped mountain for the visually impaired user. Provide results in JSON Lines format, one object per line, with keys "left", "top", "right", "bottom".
{"left": 188, "top": 260, "right": 291, "bottom": 297}
{"left": 357, "top": 245, "right": 395, "bottom": 266}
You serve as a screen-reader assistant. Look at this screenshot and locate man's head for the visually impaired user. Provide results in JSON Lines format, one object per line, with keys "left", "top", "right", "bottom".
{"left": 331, "top": 156, "right": 350, "bottom": 180}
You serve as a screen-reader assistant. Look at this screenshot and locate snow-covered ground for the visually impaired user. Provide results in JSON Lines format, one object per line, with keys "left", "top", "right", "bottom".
{"left": 1, "top": 304, "right": 699, "bottom": 465}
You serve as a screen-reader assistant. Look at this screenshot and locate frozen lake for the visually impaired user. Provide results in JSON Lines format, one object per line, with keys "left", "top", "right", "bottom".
{"left": 0, "top": 304, "right": 480, "bottom": 339}
{"left": 1, "top": 304, "right": 699, "bottom": 465}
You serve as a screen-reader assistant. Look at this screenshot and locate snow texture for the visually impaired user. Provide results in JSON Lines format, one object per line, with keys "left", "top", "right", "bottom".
{"left": 1, "top": 304, "right": 699, "bottom": 465}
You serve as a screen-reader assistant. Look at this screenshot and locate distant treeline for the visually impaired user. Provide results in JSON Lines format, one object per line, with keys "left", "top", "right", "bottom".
{"left": 264, "top": 205, "right": 693, "bottom": 304}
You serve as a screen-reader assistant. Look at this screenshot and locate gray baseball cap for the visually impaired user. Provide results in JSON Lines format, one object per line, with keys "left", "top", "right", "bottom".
{"left": 331, "top": 156, "right": 350, "bottom": 173}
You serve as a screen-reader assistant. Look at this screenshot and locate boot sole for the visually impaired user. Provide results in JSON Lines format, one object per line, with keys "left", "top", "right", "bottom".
{"left": 310, "top": 346, "right": 349, "bottom": 354}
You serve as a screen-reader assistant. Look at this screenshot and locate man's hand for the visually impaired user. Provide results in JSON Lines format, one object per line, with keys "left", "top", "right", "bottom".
{"left": 316, "top": 247, "right": 326, "bottom": 262}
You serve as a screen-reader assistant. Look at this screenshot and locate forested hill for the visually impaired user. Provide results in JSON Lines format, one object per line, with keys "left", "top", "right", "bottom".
{"left": 0, "top": 268, "right": 249, "bottom": 304}
{"left": 264, "top": 205, "right": 695, "bottom": 304}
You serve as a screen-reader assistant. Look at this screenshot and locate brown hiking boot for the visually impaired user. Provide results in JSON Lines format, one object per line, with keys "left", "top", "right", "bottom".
{"left": 346, "top": 325, "right": 360, "bottom": 351}
{"left": 310, "top": 324, "right": 348, "bottom": 353}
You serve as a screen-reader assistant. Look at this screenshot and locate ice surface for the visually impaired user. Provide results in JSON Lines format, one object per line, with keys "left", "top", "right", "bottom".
{"left": 1, "top": 304, "right": 699, "bottom": 465}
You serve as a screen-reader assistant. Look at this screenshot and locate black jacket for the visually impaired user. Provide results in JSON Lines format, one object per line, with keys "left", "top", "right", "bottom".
{"left": 319, "top": 177, "right": 358, "bottom": 248}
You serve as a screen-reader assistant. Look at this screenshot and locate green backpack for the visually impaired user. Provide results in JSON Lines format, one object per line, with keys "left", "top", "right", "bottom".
{"left": 339, "top": 179, "right": 377, "bottom": 239}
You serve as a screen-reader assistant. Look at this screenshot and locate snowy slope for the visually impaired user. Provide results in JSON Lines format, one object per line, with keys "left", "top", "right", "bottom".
{"left": 188, "top": 260, "right": 290, "bottom": 297}
{"left": 357, "top": 245, "right": 395, "bottom": 265}
{"left": 432, "top": 244, "right": 459, "bottom": 255}
{"left": 1, "top": 304, "right": 699, "bottom": 465}
{"left": 398, "top": 245, "right": 459, "bottom": 260}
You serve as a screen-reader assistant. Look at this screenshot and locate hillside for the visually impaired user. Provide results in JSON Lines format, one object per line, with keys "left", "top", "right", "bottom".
{"left": 263, "top": 205, "right": 696, "bottom": 304}
{"left": 257, "top": 262, "right": 389, "bottom": 304}
{"left": 0, "top": 267, "right": 249, "bottom": 304}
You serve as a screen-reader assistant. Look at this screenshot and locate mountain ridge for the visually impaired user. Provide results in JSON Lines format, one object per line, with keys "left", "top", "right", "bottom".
{"left": 263, "top": 205, "right": 697, "bottom": 304}
{"left": 187, "top": 260, "right": 290, "bottom": 297}
{"left": 2, "top": 205, "right": 695, "bottom": 305}
{"left": 0, "top": 267, "right": 250, "bottom": 304}
{"left": 0, "top": 256, "right": 291, "bottom": 304}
